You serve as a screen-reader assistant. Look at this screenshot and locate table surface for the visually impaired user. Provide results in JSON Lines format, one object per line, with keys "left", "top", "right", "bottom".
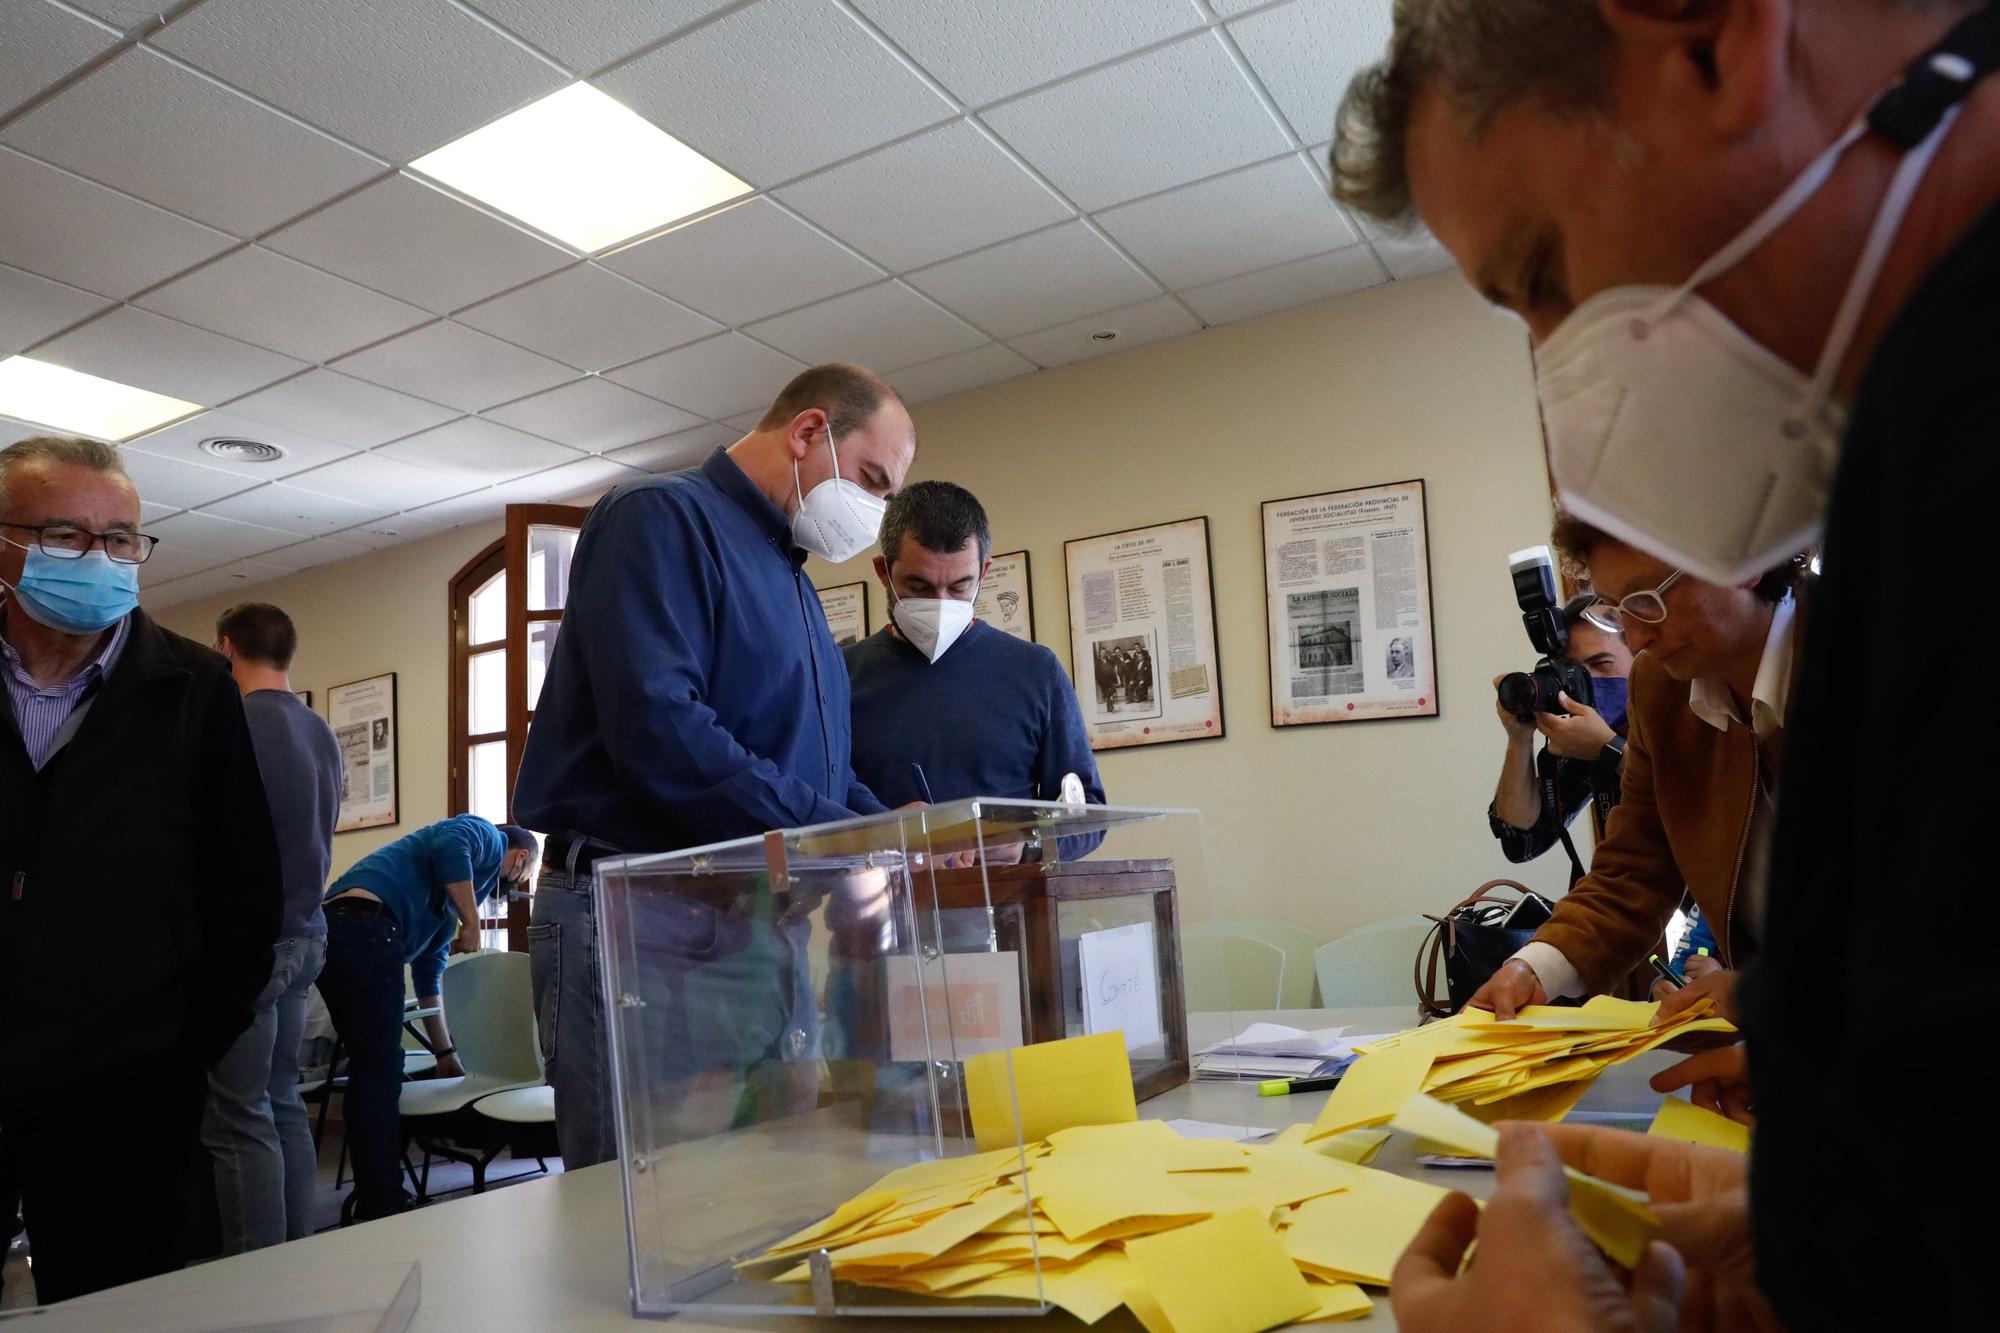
{"left": 91, "top": 1008, "right": 1682, "bottom": 1331}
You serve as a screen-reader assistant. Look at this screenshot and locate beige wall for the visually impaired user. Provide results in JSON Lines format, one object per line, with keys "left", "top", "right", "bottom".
{"left": 159, "top": 271, "right": 1577, "bottom": 932}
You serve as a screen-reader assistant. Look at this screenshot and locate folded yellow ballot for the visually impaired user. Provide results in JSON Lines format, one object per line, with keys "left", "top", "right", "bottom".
{"left": 965, "top": 1031, "right": 1137, "bottom": 1151}
{"left": 1648, "top": 1094, "right": 1751, "bottom": 1153}
{"left": 1124, "top": 1207, "right": 1318, "bottom": 1333}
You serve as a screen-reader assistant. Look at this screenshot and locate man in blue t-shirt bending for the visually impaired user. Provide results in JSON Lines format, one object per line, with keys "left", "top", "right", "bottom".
{"left": 319, "top": 815, "right": 537, "bottom": 1221}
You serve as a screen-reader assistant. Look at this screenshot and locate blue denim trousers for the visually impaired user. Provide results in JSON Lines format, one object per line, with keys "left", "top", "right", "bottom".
{"left": 316, "top": 910, "right": 409, "bottom": 1220}
{"left": 203, "top": 933, "right": 326, "bottom": 1251}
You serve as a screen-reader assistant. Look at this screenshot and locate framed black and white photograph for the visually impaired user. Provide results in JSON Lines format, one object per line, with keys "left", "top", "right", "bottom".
{"left": 815, "top": 581, "right": 869, "bottom": 648}
{"left": 1262, "top": 480, "right": 1439, "bottom": 727}
{"left": 973, "top": 549, "right": 1035, "bottom": 643}
{"left": 1063, "top": 517, "right": 1225, "bottom": 751}
{"left": 329, "top": 672, "right": 399, "bottom": 832}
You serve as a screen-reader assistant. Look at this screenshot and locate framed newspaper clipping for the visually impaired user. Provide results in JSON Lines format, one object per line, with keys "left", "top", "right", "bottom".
{"left": 815, "top": 581, "right": 869, "bottom": 647}
{"left": 1064, "top": 517, "right": 1226, "bottom": 751}
{"left": 1262, "top": 480, "right": 1439, "bottom": 727}
{"left": 973, "top": 549, "right": 1036, "bottom": 643}
{"left": 329, "top": 672, "right": 400, "bottom": 832}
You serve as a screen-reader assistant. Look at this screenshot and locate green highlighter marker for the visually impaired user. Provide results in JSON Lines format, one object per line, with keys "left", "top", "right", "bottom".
{"left": 1649, "top": 952, "right": 1687, "bottom": 989}
{"left": 1257, "top": 1073, "right": 1343, "bottom": 1096}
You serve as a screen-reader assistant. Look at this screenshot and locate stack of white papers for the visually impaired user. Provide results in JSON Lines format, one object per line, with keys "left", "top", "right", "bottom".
{"left": 1193, "top": 1024, "right": 1386, "bottom": 1082}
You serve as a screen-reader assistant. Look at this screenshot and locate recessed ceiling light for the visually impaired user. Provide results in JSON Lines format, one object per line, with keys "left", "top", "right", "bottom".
{"left": 0, "top": 356, "right": 204, "bottom": 442}
{"left": 200, "top": 437, "right": 286, "bottom": 464}
{"left": 408, "top": 83, "right": 751, "bottom": 253}
{"left": 1090, "top": 329, "right": 1120, "bottom": 342}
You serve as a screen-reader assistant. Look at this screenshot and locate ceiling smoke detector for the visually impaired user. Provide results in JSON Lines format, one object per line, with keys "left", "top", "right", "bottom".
{"left": 200, "top": 436, "right": 286, "bottom": 464}
{"left": 1089, "top": 329, "right": 1119, "bottom": 342}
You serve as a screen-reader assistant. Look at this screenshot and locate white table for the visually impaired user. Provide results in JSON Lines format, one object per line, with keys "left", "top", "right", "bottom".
{"left": 92, "top": 1008, "right": 1682, "bottom": 1331}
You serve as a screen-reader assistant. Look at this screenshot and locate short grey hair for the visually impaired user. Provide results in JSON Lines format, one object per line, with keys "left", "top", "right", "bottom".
{"left": 1333, "top": 0, "right": 1968, "bottom": 226}
{"left": 0, "top": 436, "right": 131, "bottom": 509}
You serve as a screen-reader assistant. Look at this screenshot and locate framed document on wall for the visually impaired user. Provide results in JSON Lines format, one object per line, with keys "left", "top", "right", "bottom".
{"left": 329, "top": 672, "right": 399, "bottom": 832}
{"left": 1261, "top": 479, "right": 1439, "bottom": 727}
{"left": 1064, "top": 517, "right": 1225, "bottom": 751}
{"left": 816, "top": 581, "right": 869, "bottom": 647}
{"left": 973, "top": 549, "right": 1035, "bottom": 642}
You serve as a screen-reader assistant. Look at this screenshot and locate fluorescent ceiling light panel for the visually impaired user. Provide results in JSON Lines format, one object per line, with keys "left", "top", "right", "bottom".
{"left": 0, "top": 356, "right": 204, "bottom": 442}
{"left": 408, "top": 83, "right": 751, "bottom": 253}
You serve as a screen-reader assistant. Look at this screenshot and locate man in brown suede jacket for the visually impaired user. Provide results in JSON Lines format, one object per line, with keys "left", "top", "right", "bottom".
{"left": 1470, "top": 516, "right": 1807, "bottom": 1023}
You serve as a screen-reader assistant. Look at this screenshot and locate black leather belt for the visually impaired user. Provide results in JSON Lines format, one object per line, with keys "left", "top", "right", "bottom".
{"left": 543, "top": 835, "right": 622, "bottom": 878}
{"left": 325, "top": 895, "right": 389, "bottom": 917}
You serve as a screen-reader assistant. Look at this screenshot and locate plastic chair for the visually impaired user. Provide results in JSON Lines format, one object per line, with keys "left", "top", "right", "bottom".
{"left": 399, "top": 952, "right": 543, "bottom": 1198}
{"left": 1209, "top": 920, "right": 1322, "bottom": 1008}
{"left": 1182, "top": 931, "right": 1287, "bottom": 1012}
{"left": 1313, "top": 914, "right": 1435, "bottom": 1008}
{"left": 462, "top": 1086, "right": 559, "bottom": 1190}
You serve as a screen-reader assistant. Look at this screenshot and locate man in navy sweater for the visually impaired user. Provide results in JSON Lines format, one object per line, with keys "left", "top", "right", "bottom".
{"left": 845, "top": 482, "right": 1105, "bottom": 849}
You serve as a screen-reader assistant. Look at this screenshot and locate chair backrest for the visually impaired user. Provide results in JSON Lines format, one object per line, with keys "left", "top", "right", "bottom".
{"left": 1313, "top": 914, "right": 1434, "bottom": 1009}
{"left": 438, "top": 950, "right": 543, "bottom": 1085}
{"left": 1208, "top": 920, "right": 1322, "bottom": 1007}
{"left": 1182, "top": 931, "right": 1287, "bottom": 1013}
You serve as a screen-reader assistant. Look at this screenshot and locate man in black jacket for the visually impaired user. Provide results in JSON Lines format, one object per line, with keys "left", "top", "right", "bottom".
{"left": 0, "top": 435, "right": 281, "bottom": 1302}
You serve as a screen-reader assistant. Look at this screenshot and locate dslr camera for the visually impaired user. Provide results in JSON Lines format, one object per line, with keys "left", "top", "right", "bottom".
{"left": 1496, "top": 546, "right": 1594, "bottom": 723}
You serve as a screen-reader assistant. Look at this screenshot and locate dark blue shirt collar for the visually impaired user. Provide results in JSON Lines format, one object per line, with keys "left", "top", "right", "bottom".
{"left": 701, "top": 448, "right": 803, "bottom": 566}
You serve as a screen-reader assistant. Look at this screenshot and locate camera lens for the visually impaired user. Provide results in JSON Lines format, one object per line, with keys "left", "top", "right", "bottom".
{"left": 1496, "top": 672, "right": 1539, "bottom": 719}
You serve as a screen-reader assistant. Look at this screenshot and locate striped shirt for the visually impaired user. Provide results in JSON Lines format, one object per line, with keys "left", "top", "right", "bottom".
{"left": 0, "top": 604, "right": 130, "bottom": 771}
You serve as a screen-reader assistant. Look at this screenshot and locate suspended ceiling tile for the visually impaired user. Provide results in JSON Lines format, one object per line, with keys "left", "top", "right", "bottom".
{"left": 1227, "top": 0, "right": 1394, "bottom": 147}
{"left": 31, "top": 306, "right": 307, "bottom": 405}
{"left": 455, "top": 264, "right": 720, "bottom": 373}
{"left": 1007, "top": 295, "right": 1199, "bottom": 367}
{"left": 0, "top": 1, "right": 120, "bottom": 118}
{"left": 332, "top": 320, "right": 576, "bottom": 413}
{"left": 139, "top": 500, "right": 180, "bottom": 524}
{"left": 263, "top": 174, "right": 572, "bottom": 316}
{"left": 1096, "top": 153, "right": 1357, "bottom": 290}
{"left": 745, "top": 281, "right": 985, "bottom": 373}
{"left": 152, "top": 0, "right": 568, "bottom": 165}
{"left": 461, "top": 0, "right": 735, "bottom": 74}
{"left": 983, "top": 31, "right": 1289, "bottom": 211}
{"left": 906, "top": 221, "right": 1159, "bottom": 340}
{"left": 487, "top": 455, "right": 643, "bottom": 505}
{"left": 135, "top": 247, "right": 431, "bottom": 364}
{"left": 200, "top": 482, "right": 397, "bottom": 535}
{"left": 603, "top": 331, "right": 806, "bottom": 421}
{"left": 601, "top": 197, "right": 883, "bottom": 327}
{"left": 391, "top": 489, "right": 505, "bottom": 539}
{"left": 144, "top": 508, "right": 300, "bottom": 562}
{"left": 889, "top": 342, "right": 1036, "bottom": 404}
{"left": 63, "top": 4, "right": 162, "bottom": 32}
{"left": 607, "top": 421, "right": 736, "bottom": 473}
{"left": 1179, "top": 246, "right": 1386, "bottom": 325}
{"left": 0, "top": 146, "right": 235, "bottom": 298}
{"left": 1, "top": 47, "right": 384, "bottom": 238}
{"left": 225, "top": 368, "right": 458, "bottom": 450}
{"left": 597, "top": 0, "right": 953, "bottom": 187}
{"left": 374, "top": 416, "right": 585, "bottom": 485}
{"left": 482, "top": 377, "right": 703, "bottom": 453}
{"left": 1356, "top": 215, "right": 1461, "bottom": 280}
{"left": 282, "top": 449, "right": 488, "bottom": 509}
{"left": 851, "top": 0, "right": 1204, "bottom": 106}
{"left": 124, "top": 409, "right": 356, "bottom": 481}
{"left": 254, "top": 533, "right": 374, "bottom": 572}
{"left": 0, "top": 262, "right": 111, "bottom": 356}
{"left": 776, "top": 121, "right": 1070, "bottom": 273}
{"left": 114, "top": 445, "right": 258, "bottom": 509}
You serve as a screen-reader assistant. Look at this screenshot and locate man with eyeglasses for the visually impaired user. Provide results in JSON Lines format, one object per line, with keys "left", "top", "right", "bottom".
{"left": 0, "top": 436, "right": 280, "bottom": 1301}
{"left": 1468, "top": 513, "right": 1808, "bottom": 1031}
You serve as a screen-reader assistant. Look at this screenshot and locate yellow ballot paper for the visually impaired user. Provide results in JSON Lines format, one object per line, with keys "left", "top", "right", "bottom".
{"left": 1281, "top": 1167, "right": 1452, "bottom": 1286}
{"left": 1124, "top": 1206, "right": 1318, "bottom": 1333}
{"left": 1298, "top": 1277, "right": 1374, "bottom": 1324}
{"left": 1389, "top": 1093, "right": 1662, "bottom": 1269}
{"left": 965, "top": 1032, "right": 1138, "bottom": 1152}
{"left": 1307, "top": 1034, "right": 1438, "bottom": 1140}
{"left": 1648, "top": 1094, "right": 1751, "bottom": 1153}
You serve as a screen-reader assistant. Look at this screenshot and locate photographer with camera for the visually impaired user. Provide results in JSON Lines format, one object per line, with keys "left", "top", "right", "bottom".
{"left": 1489, "top": 552, "right": 1635, "bottom": 879}
{"left": 1469, "top": 516, "right": 1808, "bottom": 1025}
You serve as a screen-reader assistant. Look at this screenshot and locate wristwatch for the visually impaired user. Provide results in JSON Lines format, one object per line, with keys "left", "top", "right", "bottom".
{"left": 1593, "top": 735, "right": 1627, "bottom": 784}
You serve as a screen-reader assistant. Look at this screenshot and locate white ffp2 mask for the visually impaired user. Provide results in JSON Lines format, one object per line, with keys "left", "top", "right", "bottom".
{"left": 790, "top": 427, "right": 886, "bottom": 564}
{"left": 1536, "top": 95, "right": 1962, "bottom": 585}
{"left": 892, "top": 595, "right": 975, "bottom": 662}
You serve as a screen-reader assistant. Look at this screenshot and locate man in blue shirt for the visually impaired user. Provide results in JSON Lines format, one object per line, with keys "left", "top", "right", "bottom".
{"left": 846, "top": 482, "right": 1105, "bottom": 839}
{"left": 318, "top": 815, "right": 538, "bottom": 1221}
{"left": 513, "top": 363, "right": 915, "bottom": 1167}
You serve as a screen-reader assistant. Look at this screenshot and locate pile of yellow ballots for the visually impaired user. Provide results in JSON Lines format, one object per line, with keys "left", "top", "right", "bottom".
{"left": 1307, "top": 994, "right": 1736, "bottom": 1141}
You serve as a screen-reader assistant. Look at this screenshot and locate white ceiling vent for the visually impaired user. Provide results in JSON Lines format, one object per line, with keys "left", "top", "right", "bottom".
{"left": 199, "top": 436, "right": 286, "bottom": 464}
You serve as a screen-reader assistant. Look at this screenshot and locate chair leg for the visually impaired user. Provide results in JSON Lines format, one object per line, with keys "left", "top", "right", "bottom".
{"left": 334, "top": 1122, "right": 350, "bottom": 1190}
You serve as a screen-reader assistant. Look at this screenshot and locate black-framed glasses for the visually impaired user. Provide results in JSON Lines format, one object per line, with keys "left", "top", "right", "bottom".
{"left": 1582, "top": 569, "right": 1685, "bottom": 632}
{"left": 0, "top": 521, "right": 159, "bottom": 565}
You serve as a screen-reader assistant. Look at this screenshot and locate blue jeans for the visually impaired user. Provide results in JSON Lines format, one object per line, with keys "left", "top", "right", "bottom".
{"left": 204, "top": 933, "right": 326, "bottom": 1251}
{"left": 316, "top": 909, "right": 410, "bottom": 1220}
{"left": 529, "top": 872, "right": 820, "bottom": 1168}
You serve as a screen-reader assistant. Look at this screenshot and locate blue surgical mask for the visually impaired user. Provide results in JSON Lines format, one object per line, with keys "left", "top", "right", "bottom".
{"left": 1589, "top": 675, "right": 1630, "bottom": 733}
{"left": 0, "top": 547, "right": 140, "bottom": 635}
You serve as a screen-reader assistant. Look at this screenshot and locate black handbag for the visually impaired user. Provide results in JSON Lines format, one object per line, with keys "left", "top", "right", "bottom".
{"left": 1415, "top": 879, "right": 1552, "bottom": 1018}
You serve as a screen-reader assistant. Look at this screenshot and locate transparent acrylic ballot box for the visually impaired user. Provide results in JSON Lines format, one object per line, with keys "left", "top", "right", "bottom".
{"left": 0, "top": 1263, "right": 420, "bottom": 1332}
{"left": 593, "top": 800, "right": 1233, "bottom": 1319}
